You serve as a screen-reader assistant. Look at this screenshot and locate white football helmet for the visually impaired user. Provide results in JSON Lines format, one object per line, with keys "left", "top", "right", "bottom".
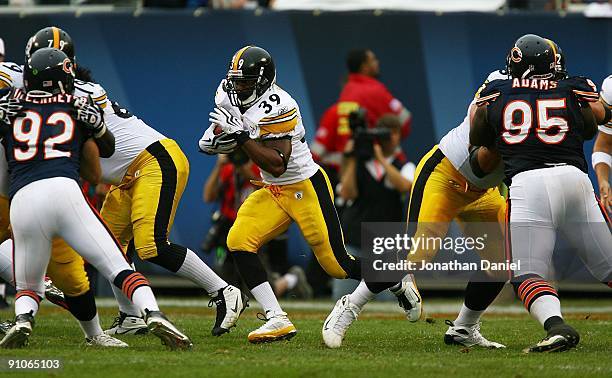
{"left": 199, "top": 123, "right": 238, "bottom": 155}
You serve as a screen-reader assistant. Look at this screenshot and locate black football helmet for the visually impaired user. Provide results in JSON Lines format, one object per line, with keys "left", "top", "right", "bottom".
{"left": 24, "top": 48, "right": 75, "bottom": 95}
{"left": 546, "top": 39, "right": 567, "bottom": 80}
{"left": 506, "top": 34, "right": 556, "bottom": 80}
{"left": 223, "top": 46, "right": 275, "bottom": 108}
{"left": 26, "top": 26, "right": 75, "bottom": 62}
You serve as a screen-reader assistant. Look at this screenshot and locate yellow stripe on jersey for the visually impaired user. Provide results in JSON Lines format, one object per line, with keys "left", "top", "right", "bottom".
{"left": 52, "top": 27, "right": 60, "bottom": 49}
{"left": 232, "top": 46, "right": 251, "bottom": 71}
{"left": 475, "top": 92, "right": 500, "bottom": 106}
{"left": 0, "top": 71, "right": 12, "bottom": 83}
{"left": 92, "top": 93, "right": 107, "bottom": 102}
{"left": 260, "top": 108, "right": 297, "bottom": 123}
{"left": 260, "top": 117, "right": 298, "bottom": 136}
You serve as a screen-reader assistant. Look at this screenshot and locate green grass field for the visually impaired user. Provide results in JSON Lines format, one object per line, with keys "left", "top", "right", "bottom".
{"left": 0, "top": 298, "right": 610, "bottom": 378}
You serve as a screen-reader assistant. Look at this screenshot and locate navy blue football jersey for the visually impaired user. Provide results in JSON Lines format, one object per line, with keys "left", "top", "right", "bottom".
{"left": 0, "top": 91, "right": 90, "bottom": 198}
{"left": 477, "top": 76, "right": 598, "bottom": 181}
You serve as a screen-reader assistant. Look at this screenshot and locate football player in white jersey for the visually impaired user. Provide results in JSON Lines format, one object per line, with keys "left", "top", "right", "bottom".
{"left": 200, "top": 46, "right": 421, "bottom": 343}
{"left": 320, "top": 68, "right": 511, "bottom": 349}
{"left": 592, "top": 75, "right": 612, "bottom": 214}
{"left": 0, "top": 27, "right": 247, "bottom": 339}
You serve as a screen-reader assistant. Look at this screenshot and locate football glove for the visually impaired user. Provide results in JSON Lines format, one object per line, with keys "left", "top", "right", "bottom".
{"left": 198, "top": 123, "right": 238, "bottom": 155}
{"left": 0, "top": 96, "right": 22, "bottom": 125}
{"left": 73, "top": 96, "right": 106, "bottom": 138}
{"left": 209, "top": 106, "right": 250, "bottom": 145}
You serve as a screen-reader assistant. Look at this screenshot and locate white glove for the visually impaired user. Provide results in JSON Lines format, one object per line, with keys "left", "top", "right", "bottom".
{"left": 0, "top": 96, "right": 22, "bottom": 125}
{"left": 209, "top": 106, "right": 244, "bottom": 135}
{"left": 198, "top": 123, "right": 238, "bottom": 155}
{"left": 73, "top": 96, "right": 106, "bottom": 138}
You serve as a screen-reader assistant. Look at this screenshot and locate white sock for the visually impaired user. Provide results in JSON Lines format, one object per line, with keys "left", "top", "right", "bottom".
{"left": 529, "top": 295, "right": 562, "bottom": 327}
{"left": 111, "top": 282, "right": 142, "bottom": 317}
{"left": 131, "top": 286, "right": 159, "bottom": 313}
{"left": 176, "top": 249, "right": 227, "bottom": 294}
{"left": 15, "top": 295, "right": 39, "bottom": 317}
{"left": 79, "top": 313, "right": 104, "bottom": 338}
{"left": 251, "top": 282, "right": 283, "bottom": 315}
{"left": 348, "top": 280, "right": 376, "bottom": 309}
{"left": 283, "top": 273, "right": 298, "bottom": 290}
{"left": 0, "top": 283, "right": 5, "bottom": 297}
{"left": 454, "top": 304, "right": 484, "bottom": 327}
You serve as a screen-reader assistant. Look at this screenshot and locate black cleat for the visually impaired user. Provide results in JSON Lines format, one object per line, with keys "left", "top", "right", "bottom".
{"left": 525, "top": 323, "right": 580, "bottom": 353}
{"left": 0, "top": 313, "right": 34, "bottom": 349}
{"left": 209, "top": 285, "right": 248, "bottom": 336}
{"left": 145, "top": 310, "right": 193, "bottom": 350}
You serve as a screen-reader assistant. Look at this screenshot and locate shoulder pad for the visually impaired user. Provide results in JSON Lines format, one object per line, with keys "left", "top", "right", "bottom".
{"left": 565, "top": 76, "right": 598, "bottom": 103}
{"left": 475, "top": 79, "right": 506, "bottom": 106}
{"left": 0, "top": 62, "right": 23, "bottom": 89}
{"left": 249, "top": 87, "right": 299, "bottom": 137}
{"left": 74, "top": 80, "right": 109, "bottom": 109}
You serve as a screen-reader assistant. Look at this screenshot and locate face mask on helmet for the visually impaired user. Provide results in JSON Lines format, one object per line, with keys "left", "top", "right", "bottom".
{"left": 225, "top": 76, "right": 259, "bottom": 107}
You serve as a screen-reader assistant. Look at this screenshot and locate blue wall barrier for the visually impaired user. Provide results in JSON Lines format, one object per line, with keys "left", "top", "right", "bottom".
{"left": 1, "top": 10, "right": 610, "bottom": 268}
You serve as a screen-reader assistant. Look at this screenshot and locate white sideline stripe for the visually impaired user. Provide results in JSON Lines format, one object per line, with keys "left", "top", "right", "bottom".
{"left": 82, "top": 298, "right": 612, "bottom": 314}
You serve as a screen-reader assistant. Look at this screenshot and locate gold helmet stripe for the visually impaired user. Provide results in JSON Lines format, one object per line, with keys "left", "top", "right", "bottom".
{"left": 52, "top": 27, "right": 60, "bottom": 49}
{"left": 545, "top": 39, "right": 557, "bottom": 59}
{"left": 232, "top": 46, "right": 251, "bottom": 71}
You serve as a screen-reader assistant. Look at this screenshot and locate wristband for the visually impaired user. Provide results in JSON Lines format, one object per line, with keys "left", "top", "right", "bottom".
{"left": 93, "top": 122, "right": 107, "bottom": 139}
{"left": 235, "top": 131, "right": 250, "bottom": 146}
{"left": 592, "top": 151, "right": 612, "bottom": 169}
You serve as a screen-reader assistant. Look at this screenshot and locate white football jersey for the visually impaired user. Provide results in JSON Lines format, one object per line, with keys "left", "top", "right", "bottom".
{"left": 438, "top": 70, "right": 507, "bottom": 189}
{"left": 0, "top": 62, "right": 165, "bottom": 185}
{"left": 599, "top": 75, "right": 612, "bottom": 135}
{"left": 215, "top": 81, "right": 319, "bottom": 185}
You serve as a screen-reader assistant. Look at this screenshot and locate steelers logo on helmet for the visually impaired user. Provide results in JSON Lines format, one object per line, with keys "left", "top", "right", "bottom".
{"left": 223, "top": 45, "right": 276, "bottom": 108}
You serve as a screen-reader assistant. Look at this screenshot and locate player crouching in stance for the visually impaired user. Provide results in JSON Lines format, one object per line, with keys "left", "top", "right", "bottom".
{"left": 200, "top": 46, "right": 421, "bottom": 343}
{"left": 470, "top": 34, "right": 612, "bottom": 353}
{"left": 0, "top": 48, "right": 191, "bottom": 350}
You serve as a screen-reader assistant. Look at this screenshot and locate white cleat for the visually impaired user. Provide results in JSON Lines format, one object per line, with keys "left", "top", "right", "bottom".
{"left": 390, "top": 274, "right": 422, "bottom": 322}
{"left": 105, "top": 312, "right": 149, "bottom": 335}
{"left": 247, "top": 310, "right": 297, "bottom": 344}
{"left": 209, "top": 285, "right": 248, "bottom": 336}
{"left": 0, "top": 313, "right": 33, "bottom": 349}
{"left": 322, "top": 295, "right": 361, "bottom": 349}
{"left": 145, "top": 311, "right": 193, "bottom": 351}
{"left": 444, "top": 320, "right": 506, "bottom": 349}
{"left": 86, "top": 334, "right": 129, "bottom": 348}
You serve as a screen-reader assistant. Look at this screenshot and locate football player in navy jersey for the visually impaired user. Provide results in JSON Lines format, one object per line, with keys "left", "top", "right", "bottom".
{"left": 0, "top": 48, "right": 192, "bottom": 350}
{"left": 470, "top": 34, "right": 612, "bottom": 353}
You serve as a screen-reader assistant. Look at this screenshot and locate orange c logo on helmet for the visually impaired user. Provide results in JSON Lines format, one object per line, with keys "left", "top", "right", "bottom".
{"left": 510, "top": 47, "right": 522, "bottom": 63}
{"left": 62, "top": 58, "right": 73, "bottom": 75}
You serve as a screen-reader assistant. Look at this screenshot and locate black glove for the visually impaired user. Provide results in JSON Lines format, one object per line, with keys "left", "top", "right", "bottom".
{"left": 73, "top": 96, "right": 106, "bottom": 138}
{"left": 0, "top": 97, "right": 23, "bottom": 125}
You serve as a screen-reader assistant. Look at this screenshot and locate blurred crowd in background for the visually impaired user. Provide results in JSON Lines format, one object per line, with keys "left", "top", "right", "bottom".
{"left": 0, "top": 0, "right": 611, "bottom": 12}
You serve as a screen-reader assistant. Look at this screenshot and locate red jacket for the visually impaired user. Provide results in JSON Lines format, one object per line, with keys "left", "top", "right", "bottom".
{"left": 339, "top": 73, "right": 412, "bottom": 137}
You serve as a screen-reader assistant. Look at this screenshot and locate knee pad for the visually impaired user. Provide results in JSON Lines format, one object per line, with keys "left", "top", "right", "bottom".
{"left": 227, "top": 225, "right": 260, "bottom": 253}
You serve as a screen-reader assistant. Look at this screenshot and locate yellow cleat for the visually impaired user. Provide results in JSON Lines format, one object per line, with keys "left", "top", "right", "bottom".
{"left": 247, "top": 311, "right": 297, "bottom": 344}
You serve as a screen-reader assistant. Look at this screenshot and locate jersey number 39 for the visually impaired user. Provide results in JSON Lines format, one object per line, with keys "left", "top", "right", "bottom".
{"left": 12, "top": 110, "right": 74, "bottom": 161}
{"left": 502, "top": 99, "right": 568, "bottom": 145}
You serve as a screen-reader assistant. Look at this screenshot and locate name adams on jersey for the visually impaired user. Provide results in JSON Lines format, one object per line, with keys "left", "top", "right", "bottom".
{"left": 476, "top": 76, "right": 599, "bottom": 181}
{"left": 215, "top": 80, "right": 319, "bottom": 185}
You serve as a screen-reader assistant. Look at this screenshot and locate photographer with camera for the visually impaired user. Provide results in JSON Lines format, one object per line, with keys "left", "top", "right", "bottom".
{"left": 334, "top": 112, "right": 415, "bottom": 298}
{"left": 202, "top": 151, "right": 313, "bottom": 298}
